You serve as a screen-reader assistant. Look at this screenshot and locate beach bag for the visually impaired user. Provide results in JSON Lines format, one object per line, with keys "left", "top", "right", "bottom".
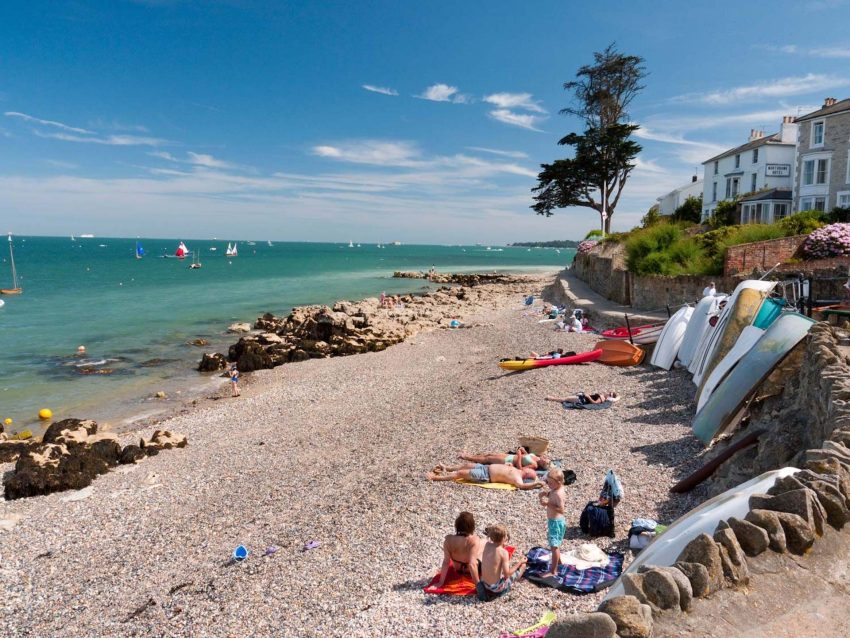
{"left": 600, "top": 470, "right": 623, "bottom": 505}
{"left": 579, "top": 501, "right": 615, "bottom": 537}
{"left": 518, "top": 435, "right": 549, "bottom": 456}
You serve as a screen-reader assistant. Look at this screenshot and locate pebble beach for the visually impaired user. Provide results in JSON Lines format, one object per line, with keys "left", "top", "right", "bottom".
{"left": 0, "top": 272, "right": 708, "bottom": 638}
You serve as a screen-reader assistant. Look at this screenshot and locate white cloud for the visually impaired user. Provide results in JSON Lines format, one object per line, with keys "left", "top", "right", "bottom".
{"left": 673, "top": 74, "right": 850, "bottom": 105}
{"left": 487, "top": 109, "right": 545, "bottom": 132}
{"left": 4, "top": 111, "right": 93, "bottom": 134}
{"left": 362, "top": 84, "right": 399, "bottom": 96}
{"left": 34, "top": 130, "right": 170, "bottom": 146}
{"left": 810, "top": 46, "right": 850, "bottom": 58}
{"left": 482, "top": 92, "right": 546, "bottom": 114}
{"left": 44, "top": 159, "right": 79, "bottom": 169}
{"left": 416, "top": 83, "right": 470, "bottom": 103}
{"left": 312, "top": 140, "right": 423, "bottom": 166}
{"left": 755, "top": 42, "right": 850, "bottom": 58}
{"left": 148, "top": 151, "right": 179, "bottom": 161}
{"left": 466, "top": 146, "right": 529, "bottom": 159}
{"left": 186, "top": 152, "right": 234, "bottom": 169}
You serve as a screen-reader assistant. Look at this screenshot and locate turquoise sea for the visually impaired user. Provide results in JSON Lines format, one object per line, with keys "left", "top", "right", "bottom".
{"left": 0, "top": 237, "right": 573, "bottom": 434}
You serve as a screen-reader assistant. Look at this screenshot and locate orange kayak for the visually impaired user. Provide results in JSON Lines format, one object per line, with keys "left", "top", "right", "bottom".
{"left": 595, "top": 340, "right": 645, "bottom": 366}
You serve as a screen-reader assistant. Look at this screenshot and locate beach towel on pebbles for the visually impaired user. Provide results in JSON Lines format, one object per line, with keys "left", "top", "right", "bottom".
{"left": 561, "top": 400, "right": 613, "bottom": 410}
{"left": 453, "top": 479, "right": 517, "bottom": 490}
{"left": 524, "top": 550, "right": 623, "bottom": 594}
{"left": 424, "top": 547, "right": 515, "bottom": 596}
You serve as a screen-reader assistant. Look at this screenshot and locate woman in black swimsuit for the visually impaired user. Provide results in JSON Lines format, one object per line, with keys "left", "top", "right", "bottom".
{"left": 544, "top": 391, "right": 619, "bottom": 404}
{"left": 434, "top": 511, "right": 484, "bottom": 587}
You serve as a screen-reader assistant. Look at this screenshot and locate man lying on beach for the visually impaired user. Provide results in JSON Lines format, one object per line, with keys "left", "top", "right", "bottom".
{"left": 529, "top": 348, "right": 565, "bottom": 360}
{"left": 427, "top": 463, "right": 544, "bottom": 490}
{"left": 545, "top": 391, "right": 619, "bottom": 405}
{"left": 458, "top": 447, "right": 550, "bottom": 471}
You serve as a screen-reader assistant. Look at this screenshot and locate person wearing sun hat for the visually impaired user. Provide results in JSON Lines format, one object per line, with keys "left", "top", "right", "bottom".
{"left": 561, "top": 543, "right": 610, "bottom": 570}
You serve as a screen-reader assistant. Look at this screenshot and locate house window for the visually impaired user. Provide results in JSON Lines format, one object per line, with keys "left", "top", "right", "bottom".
{"left": 712, "top": 182, "right": 717, "bottom": 202}
{"left": 751, "top": 173, "right": 757, "bottom": 192}
{"left": 815, "top": 196, "right": 826, "bottom": 211}
{"left": 714, "top": 161, "right": 719, "bottom": 175}
{"left": 773, "top": 203, "right": 789, "bottom": 220}
{"left": 812, "top": 121, "right": 824, "bottom": 147}
{"left": 735, "top": 154, "right": 741, "bottom": 168}
{"left": 847, "top": 150, "right": 850, "bottom": 183}
{"left": 731, "top": 177, "right": 739, "bottom": 198}
{"left": 753, "top": 148, "right": 759, "bottom": 163}
{"left": 816, "top": 159, "right": 828, "bottom": 184}
{"left": 803, "top": 160, "right": 814, "bottom": 185}
{"left": 836, "top": 192, "right": 850, "bottom": 208}
{"left": 800, "top": 197, "right": 826, "bottom": 212}
{"left": 725, "top": 178, "right": 731, "bottom": 199}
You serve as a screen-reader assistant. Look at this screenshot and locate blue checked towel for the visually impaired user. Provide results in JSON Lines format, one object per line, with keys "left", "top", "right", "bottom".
{"left": 525, "top": 551, "right": 624, "bottom": 594}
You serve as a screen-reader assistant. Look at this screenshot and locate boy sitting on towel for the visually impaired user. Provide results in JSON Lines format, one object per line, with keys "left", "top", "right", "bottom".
{"left": 476, "top": 524, "right": 527, "bottom": 601}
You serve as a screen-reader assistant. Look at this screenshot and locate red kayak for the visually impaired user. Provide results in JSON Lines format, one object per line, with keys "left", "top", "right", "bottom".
{"left": 498, "top": 349, "right": 602, "bottom": 371}
{"left": 600, "top": 322, "right": 666, "bottom": 345}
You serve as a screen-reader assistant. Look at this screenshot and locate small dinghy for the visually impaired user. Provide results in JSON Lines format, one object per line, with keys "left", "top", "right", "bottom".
{"left": 594, "top": 340, "right": 645, "bottom": 366}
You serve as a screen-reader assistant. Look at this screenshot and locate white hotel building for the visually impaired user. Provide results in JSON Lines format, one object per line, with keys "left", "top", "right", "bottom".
{"left": 701, "top": 117, "right": 798, "bottom": 222}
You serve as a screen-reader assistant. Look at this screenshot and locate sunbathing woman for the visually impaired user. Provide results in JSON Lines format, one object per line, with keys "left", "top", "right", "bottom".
{"left": 433, "top": 511, "right": 485, "bottom": 588}
{"left": 457, "top": 447, "right": 550, "bottom": 471}
{"left": 545, "top": 391, "right": 619, "bottom": 405}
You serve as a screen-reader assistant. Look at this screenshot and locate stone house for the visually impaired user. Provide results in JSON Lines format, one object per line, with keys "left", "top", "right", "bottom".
{"left": 793, "top": 97, "right": 850, "bottom": 213}
{"left": 701, "top": 116, "right": 798, "bottom": 221}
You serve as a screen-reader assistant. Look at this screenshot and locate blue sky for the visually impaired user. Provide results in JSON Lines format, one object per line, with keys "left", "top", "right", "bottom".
{"left": 1, "top": 0, "right": 850, "bottom": 243}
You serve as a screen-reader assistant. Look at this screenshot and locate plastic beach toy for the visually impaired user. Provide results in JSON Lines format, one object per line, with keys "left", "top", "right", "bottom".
{"left": 233, "top": 545, "right": 249, "bottom": 561}
{"left": 303, "top": 540, "right": 320, "bottom": 551}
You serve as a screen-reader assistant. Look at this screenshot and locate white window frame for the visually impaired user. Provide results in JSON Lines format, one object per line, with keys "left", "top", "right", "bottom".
{"left": 847, "top": 150, "right": 850, "bottom": 184}
{"left": 815, "top": 196, "right": 827, "bottom": 211}
{"left": 803, "top": 159, "right": 815, "bottom": 186}
{"left": 753, "top": 148, "right": 759, "bottom": 164}
{"left": 816, "top": 158, "right": 829, "bottom": 185}
{"left": 800, "top": 196, "right": 826, "bottom": 212}
{"left": 751, "top": 173, "right": 757, "bottom": 192}
{"left": 735, "top": 154, "right": 741, "bottom": 168}
{"left": 811, "top": 120, "right": 825, "bottom": 148}
{"left": 837, "top": 191, "right": 850, "bottom": 208}
{"left": 712, "top": 182, "right": 717, "bottom": 202}
{"left": 714, "top": 161, "right": 719, "bottom": 175}
{"left": 800, "top": 197, "right": 813, "bottom": 212}
{"left": 773, "top": 202, "right": 789, "bottom": 221}
{"left": 731, "top": 177, "right": 740, "bottom": 198}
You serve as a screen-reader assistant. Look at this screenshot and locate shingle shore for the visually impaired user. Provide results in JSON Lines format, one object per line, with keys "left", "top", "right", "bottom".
{"left": 0, "top": 273, "right": 706, "bottom": 637}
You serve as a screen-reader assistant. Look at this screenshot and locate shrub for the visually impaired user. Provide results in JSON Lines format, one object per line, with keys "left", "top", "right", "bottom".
{"left": 577, "top": 239, "right": 600, "bottom": 253}
{"left": 708, "top": 199, "right": 738, "bottom": 228}
{"left": 802, "top": 223, "right": 850, "bottom": 259}
{"left": 829, "top": 207, "right": 850, "bottom": 223}
{"left": 584, "top": 229, "right": 604, "bottom": 240}
{"left": 672, "top": 195, "right": 703, "bottom": 224}
{"left": 625, "top": 223, "right": 683, "bottom": 275}
{"left": 777, "top": 211, "right": 825, "bottom": 235}
{"left": 640, "top": 207, "right": 661, "bottom": 228}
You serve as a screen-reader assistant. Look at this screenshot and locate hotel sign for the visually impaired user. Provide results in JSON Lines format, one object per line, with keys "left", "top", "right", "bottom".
{"left": 765, "top": 164, "right": 791, "bottom": 177}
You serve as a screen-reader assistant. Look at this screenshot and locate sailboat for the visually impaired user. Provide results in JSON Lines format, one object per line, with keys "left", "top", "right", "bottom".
{"left": 225, "top": 242, "right": 238, "bottom": 257}
{"left": 175, "top": 241, "right": 189, "bottom": 259}
{"left": 189, "top": 249, "right": 202, "bottom": 269}
{"left": 135, "top": 241, "right": 145, "bottom": 259}
{"left": 1, "top": 234, "right": 22, "bottom": 295}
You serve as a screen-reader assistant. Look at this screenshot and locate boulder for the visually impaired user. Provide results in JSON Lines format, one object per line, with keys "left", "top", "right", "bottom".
{"left": 141, "top": 430, "right": 187, "bottom": 455}
{"left": 597, "top": 596, "right": 653, "bottom": 638}
{"left": 548, "top": 612, "right": 617, "bottom": 638}
{"left": 750, "top": 488, "right": 826, "bottom": 536}
{"left": 745, "top": 509, "right": 787, "bottom": 553}
{"left": 639, "top": 564, "right": 693, "bottom": 611}
{"left": 42, "top": 418, "right": 98, "bottom": 444}
{"left": 793, "top": 476, "right": 850, "bottom": 529}
{"left": 673, "top": 561, "right": 711, "bottom": 599}
{"left": 4, "top": 441, "right": 109, "bottom": 500}
{"left": 621, "top": 573, "right": 650, "bottom": 607}
{"left": 189, "top": 338, "right": 209, "bottom": 346}
{"left": 773, "top": 512, "right": 815, "bottom": 554}
{"left": 713, "top": 528, "right": 749, "bottom": 586}
{"left": 198, "top": 352, "right": 228, "bottom": 372}
{"left": 675, "top": 533, "right": 724, "bottom": 594}
{"left": 227, "top": 322, "right": 252, "bottom": 333}
{"left": 228, "top": 338, "right": 274, "bottom": 372}
{"left": 0, "top": 439, "right": 38, "bottom": 464}
{"left": 119, "top": 445, "right": 145, "bottom": 464}
{"left": 726, "top": 517, "right": 770, "bottom": 556}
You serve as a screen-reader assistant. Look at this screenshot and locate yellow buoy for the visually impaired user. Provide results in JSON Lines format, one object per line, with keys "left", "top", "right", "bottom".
{"left": 38, "top": 408, "right": 53, "bottom": 420}
{"left": 3, "top": 418, "right": 11, "bottom": 426}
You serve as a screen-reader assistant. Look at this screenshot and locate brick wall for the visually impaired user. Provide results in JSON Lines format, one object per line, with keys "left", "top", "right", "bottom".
{"left": 723, "top": 234, "right": 807, "bottom": 276}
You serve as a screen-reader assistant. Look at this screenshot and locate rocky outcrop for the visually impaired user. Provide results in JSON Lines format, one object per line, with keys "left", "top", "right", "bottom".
{"left": 392, "top": 271, "right": 512, "bottom": 286}
{"left": 208, "top": 276, "right": 536, "bottom": 372}
{"left": 3, "top": 419, "right": 187, "bottom": 500}
{"left": 597, "top": 596, "right": 653, "bottom": 638}
{"left": 198, "top": 352, "right": 228, "bottom": 372}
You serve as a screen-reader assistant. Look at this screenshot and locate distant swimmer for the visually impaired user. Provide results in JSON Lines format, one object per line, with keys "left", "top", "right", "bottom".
{"left": 77, "top": 345, "right": 86, "bottom": 356}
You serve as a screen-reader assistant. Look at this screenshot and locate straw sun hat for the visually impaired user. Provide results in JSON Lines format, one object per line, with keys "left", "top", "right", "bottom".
{"left": 562, "top": 543, "right": 610, "bottom": 570}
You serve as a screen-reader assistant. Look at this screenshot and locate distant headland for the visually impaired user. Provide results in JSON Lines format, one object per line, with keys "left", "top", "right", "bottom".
{"left": 508, "top": 240, "right": 579, "bottom": 248}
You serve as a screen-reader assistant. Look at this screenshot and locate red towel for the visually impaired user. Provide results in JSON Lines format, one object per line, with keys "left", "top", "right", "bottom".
{"left": 423, "top": 546, "right": 515, "bottom": 596}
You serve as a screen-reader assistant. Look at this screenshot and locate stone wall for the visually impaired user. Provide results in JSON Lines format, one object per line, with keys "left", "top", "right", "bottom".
{"left": 629, "top": 274, "right": 739, "bottom": 310}
{"left": 571, "top": 243, "right": 631, "bottom": 305}
{"left": 723, "top": 235, "right": 806, "bottom": 276}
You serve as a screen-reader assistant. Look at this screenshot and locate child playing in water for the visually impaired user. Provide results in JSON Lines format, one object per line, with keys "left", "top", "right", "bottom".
{"left": 475, "top": 524, "right": 527, "bottom": 601}
{"left": 538, "top": 468, "right": 566, "bottom": 577}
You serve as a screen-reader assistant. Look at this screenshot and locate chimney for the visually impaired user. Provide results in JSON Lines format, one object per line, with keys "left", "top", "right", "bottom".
{"left": 824, "top": 97, "right": 837, "bottom": 107}
{"left": 692, "top": 174, "right": 698, "bottom": 183}
{"left": 748, "top": 129, "right": 764, "bottom": 142}
{"left": 779, "top": 115, "right": 798, "bottom": 143}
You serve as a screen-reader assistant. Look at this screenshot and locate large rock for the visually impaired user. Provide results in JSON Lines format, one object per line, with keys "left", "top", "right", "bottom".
{"left": 793, "top": 476, "right": 850, "bottom": 529}
{"left": 198, "top": 352, "right": 228, "bottom": 372}
{"left": 713, "top": 528, "right": 749, "bottom": 586}
{"left": 228, "top": 338, "right": 274, "bottom": 372}
{"left": 774, "top": 512, "right": 815, "bottom": 554}
{"left": 42, "top": 418, "right": 98, "bottom": 444}
{"left": 597, "top": 596, "right": 653, "bottom": 638}
{"left": 745, "top": 509, "right": 787, "bottom": 553}
{"left": 749, "top": 489, "right": 826, "bottom": 536}
{"left": 726, "top": 517, "right": 770, "bottom": 556}
{"left": 804, "top": 458, "right": 850, "bottom": 502}
{"left": 639, "top": 565, "right": 692, "bottom": 611}
{"left": 673, "top": 561, "right": 711, "bottom": 599}
{"left": 227, "top": 322, "right": 252, "bottom": 333}
{"left": 549, "top": 612, "right": 617, "bottom": 638}
{"left": 0, "top": 439, "right": 38, "bottom": 464}
{"left": 675, "top": 533, "right": 724, "bottom": 594}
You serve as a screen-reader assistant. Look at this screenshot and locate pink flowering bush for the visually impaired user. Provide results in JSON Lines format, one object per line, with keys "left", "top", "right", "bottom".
{"left": 577, "top": 239, "right": 600, "bottom": 254}
{"left": 802, "top": 222, "right": 850, "bottom": 259}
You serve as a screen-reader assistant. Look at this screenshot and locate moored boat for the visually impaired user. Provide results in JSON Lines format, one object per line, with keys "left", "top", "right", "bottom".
{"left": 498, "top": 349, "right": 602, "bottom": 371}
{"left": 650, "top": 305, "right": 694, "bottom": 370}
{"left": 1, "top": 234, "right": 22, "bottom": 295}
{"left": 601, "top": 322, "right": 666, "bottom": 345}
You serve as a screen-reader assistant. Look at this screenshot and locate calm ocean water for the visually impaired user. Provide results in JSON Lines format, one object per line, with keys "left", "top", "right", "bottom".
{"left": 0, "top": 237, "right": 572, "bottom": 433}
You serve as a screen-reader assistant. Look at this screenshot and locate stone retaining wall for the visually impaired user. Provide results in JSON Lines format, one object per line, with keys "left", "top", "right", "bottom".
{"left": 723, "top": 235, "right": 806, "bottom": 276}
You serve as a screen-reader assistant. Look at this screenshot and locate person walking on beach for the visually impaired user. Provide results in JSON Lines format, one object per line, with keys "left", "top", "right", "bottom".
{"left": 229, "top": 365, "right": 240, "bottom": 397}
{"left": 702, "top": 281, "right": 716, "bottom": 297}
{"left": 475, "top": 524, "right": 526, "bottom": 601}
{"left": 538, "top": 468, "right": 566, "bottom": 578}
